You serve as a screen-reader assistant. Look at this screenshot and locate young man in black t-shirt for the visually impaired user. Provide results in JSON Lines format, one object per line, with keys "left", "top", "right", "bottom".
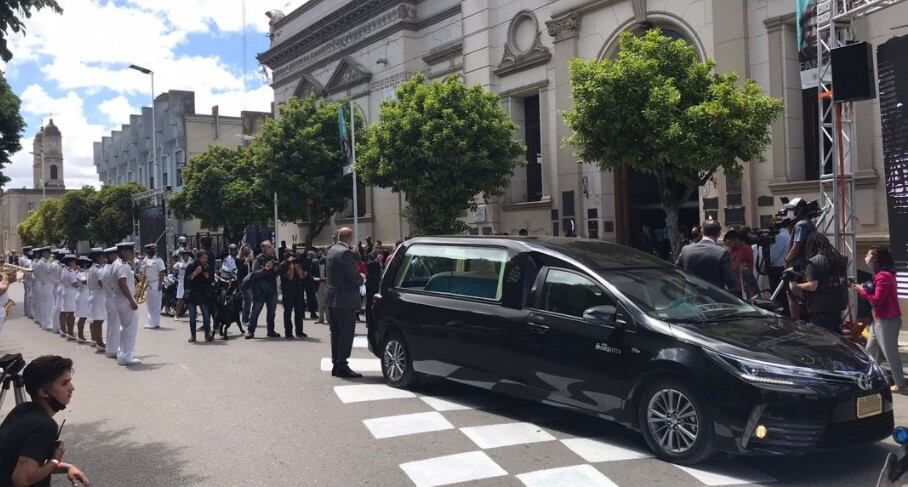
{"left": 0, "top": 355, "right": 88, "bottom": 486}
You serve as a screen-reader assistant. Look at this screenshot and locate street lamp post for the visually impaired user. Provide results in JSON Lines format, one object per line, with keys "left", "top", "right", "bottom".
{"left": 129, "top": 64, "right": 157, "bottom": 189}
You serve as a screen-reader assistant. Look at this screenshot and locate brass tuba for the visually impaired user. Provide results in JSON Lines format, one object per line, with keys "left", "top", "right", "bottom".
{"left": 134, "top": 259, "right": 149, "bottom": 304}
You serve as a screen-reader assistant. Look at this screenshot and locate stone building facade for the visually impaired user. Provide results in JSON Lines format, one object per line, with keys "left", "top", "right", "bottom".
{"left": 92, "top": 91, "right": 270, "bottom": 238}
{"left": 258, "top": 0, "right": 905, "bottom": 257}
{"left": 0, "top": 119, "right": 69, "bottom": 253}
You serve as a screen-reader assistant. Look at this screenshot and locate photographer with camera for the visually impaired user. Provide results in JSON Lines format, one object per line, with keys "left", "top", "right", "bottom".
{"left": 0, "top": 355, "right": 89, "bottom": 487}
{"left": 279, "top": 251, "right": 309, "bottom": 339}
{"left": 793, "top": 233, "right": 848, "bottom": 333}
{"left": 783, "top": 199, "right": 816, "bottom": 320}
{"left": 245, "top": 240, "right": 280, "bottom": 339}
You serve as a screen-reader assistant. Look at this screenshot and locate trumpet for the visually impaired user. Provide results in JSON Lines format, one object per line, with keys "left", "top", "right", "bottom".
{"left": 135, "top": 260, "right": 149, "bottom": 304}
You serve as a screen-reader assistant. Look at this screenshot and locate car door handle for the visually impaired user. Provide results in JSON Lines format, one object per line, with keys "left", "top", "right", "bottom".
{"left": 526, "top": 323, "right": 550, "bottom": 335}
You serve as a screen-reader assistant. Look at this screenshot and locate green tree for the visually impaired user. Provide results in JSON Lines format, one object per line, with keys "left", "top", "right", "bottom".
{"left": 17, "top": 197, "right": 62, "bottom": 245}
{"left": 358, "top": 74, "right": 524, "bottom": 235}
{"left": 0, "top": 72, "right": 24, "bottom": 187}
{"left": 252, "top": 95, "right": 350, "bottom": 244}
{"left": 0, "top": 0, "right": 62, "bottom": 62}
{"left": 59, "top": 186, "right": 97, "bottom": 246}
{"left": 170, "top": 145, "right": 269, "bottom": 244}
{"left": 564, "top": 30, "right": 783, "bottom": 257}
{"left": 87, "top": 181, "right": 146, "bottom": 245}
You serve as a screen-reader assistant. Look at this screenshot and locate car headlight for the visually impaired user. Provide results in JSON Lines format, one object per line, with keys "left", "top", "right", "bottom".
{"left": 704, "top": 349, "right": 831, "bottom": 387}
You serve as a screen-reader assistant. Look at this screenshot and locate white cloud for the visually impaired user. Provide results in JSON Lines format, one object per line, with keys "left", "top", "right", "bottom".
{"left": 98, "top": 96, "right": 136, "bottom": 125}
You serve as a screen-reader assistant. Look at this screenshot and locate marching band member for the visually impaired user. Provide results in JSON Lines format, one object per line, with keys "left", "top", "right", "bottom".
{"left": 114, "top": 242, "right": 141, "bottom": 366}
{"left": 103, "top": 247, "right": 121, "bottom": 359}
{"left": 74, "top": 256, "right": 92, "bottom": 343}
{"left": 61, "top": 254, "right": 79, "bottom": 340}
{"left": 173, "top": 249, "right": 191, "bottom": 321}
{"left": 87, "top": 248, "right": 107, "bottom": 349}
{"left": 0, "top": 269, "right": 15, "bottom": 335}
{"left": 142, "top": 244, "right": 166, "bottom": 330}
{"left": 34, "top": 247, "right": 54, "bottom": 330}
{"left": 18, "top": 246, "right": 33, "bottom": 319}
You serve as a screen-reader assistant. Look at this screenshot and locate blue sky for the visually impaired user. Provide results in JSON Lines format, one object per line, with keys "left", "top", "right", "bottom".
{"left": 3, "top": 0, "right": 306, "bottom": 189}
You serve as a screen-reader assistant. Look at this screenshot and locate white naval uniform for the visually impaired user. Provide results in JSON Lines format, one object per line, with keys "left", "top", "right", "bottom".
{"left": 75, "top": 270, "right": 89, "bottom": 319}
{"left": 103, "top": 262, "right": 122, "bottom": 357}
{"left": 34, "top": 258, "right": 54, "bottom": 329}
{"left": 18, "top": 256, "right": 33, "bottom": 318}
{"left": 143, "top": 256, "right": 166, "bottom": 328}
{"left": 0, "top": 292, "right": 9, "bottom": 335}
{"left": 62, "top": 267, "right": 79, "bottom": 313}
{"left": 52, "top": 260, "right": 63, "bottom": 332}
{"left": 88, "top": 263, "right": 106, "bottom": 321}
{"left": 114, "top": 258, "right": 140, "bottom": 364}
{"left": 174, "top": 259, "right": 188, "bottom": 299}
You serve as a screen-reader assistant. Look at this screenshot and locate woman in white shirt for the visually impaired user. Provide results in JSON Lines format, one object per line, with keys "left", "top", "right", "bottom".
{"left": 74, "top": 256, "right": 92, "bottom": 343}
{"left": 61, "top": 254, "right": 80, "bottom": 339}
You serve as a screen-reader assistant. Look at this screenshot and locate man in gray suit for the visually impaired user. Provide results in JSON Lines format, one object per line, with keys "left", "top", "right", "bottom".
{"left": 325, "top": 227, "right": 365, "bottom": 378}
{"left": 675, "top": 220, "right": 736, "bottom": 291}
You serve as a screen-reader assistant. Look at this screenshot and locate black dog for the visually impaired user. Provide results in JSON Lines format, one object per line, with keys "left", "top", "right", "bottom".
{"left": 213, "top": 272, "right": 244, "bottom": 339}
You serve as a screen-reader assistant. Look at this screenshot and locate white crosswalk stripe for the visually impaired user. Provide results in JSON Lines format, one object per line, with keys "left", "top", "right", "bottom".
{"left": 460, "top": 422, "right": 556, "bottom": 449}
{"left": 399, "top": 451, "right": 507, "bottom": 487}
{"left": 517, "top": 464, "right": 619, "bottom": 487}
{"left": 353, "top": 335, "right": 368, "bottom": 348}
{"left": 363, "top": 412, "right": 454, "bottom": 439}
{"left": 674, "top": 461, "right": 777, "bottom": 485}
{"left": 333, "top": 384, "right": 416, "bottom": 403}
{"left": 560, "top": 437, "right": 653, "bottom": 462}
{"left": 320, "top": 357, "right": 381, "bottom": 372}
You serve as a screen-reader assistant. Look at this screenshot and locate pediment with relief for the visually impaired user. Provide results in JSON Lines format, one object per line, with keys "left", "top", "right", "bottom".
{"left": 496, "top": 10, "right": 551, "bottom": 77}
{"left": 324, "top": 57, "right": 373, "bottom": 94}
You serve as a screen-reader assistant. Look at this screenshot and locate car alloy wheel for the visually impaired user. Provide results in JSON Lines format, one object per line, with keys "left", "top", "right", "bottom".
{"left": 646, "top": 388, "right": 700, "bottom": 454}
{"left": 383, "top": 338, "right": 407, "bottom": 383}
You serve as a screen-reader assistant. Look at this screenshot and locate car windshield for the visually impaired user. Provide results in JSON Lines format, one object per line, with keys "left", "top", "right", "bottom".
{"left": 601, "top": 267, "right": 762, "bottom": 322}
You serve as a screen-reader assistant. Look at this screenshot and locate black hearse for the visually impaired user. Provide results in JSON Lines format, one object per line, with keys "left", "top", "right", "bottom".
{"left": 370, "top": 237, "right": 892, "bottom": 464}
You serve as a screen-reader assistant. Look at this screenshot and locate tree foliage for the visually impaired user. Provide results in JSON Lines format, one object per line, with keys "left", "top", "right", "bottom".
{"left": 358, "top": 74, "right": 524, "bottom": 235}
{"left": 0, "top": 72, "right": 24, "bottom": 187}
{"left": 59, "top": 186, "right": 96, "bottom": 246}
{"left": 0, "top": 0, "right": 61, "bottom": 62}
{"left": 86, "top": 181, "right": 146, "bottom": 246}
{"left": 170, "top": 145, "right": 269, "bottom": 245}
{"left": 17, "top": 198, "right": 62, "bottom": 246}
{"left": 252, "top": 95, "right": 350, "bottom": 244}
{"left": 564, "top": 30, "right": 783, "bottom": 256}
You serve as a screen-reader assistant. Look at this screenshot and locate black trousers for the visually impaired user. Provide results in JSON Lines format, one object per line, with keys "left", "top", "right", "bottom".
{"left": 811, "top": 311, "right": 842, "bottom": 334}
{"left": 283, "top": 297, "right": 305, "bottom": 336}
{"left": 328, "top": 307, "right": 356, "bottom": 368}
{"left": 304, "top": 283, "right": 318, "bottom": 316}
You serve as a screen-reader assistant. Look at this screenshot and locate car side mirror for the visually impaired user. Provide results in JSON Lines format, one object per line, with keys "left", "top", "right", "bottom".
{"left": 583, "top": 305, "right": 618, "bottom": 324}
{"left": 752, "top": 298, "right": 781, "bottom": 314}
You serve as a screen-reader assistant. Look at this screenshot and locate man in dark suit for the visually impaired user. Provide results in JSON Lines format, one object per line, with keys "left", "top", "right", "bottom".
{"left": 245, "top": 240, "right": 280, "bottom": 339}
{"left": 326, "top": 227, "right": 365, "bottom": 378}
{"left": 675, "top": 220, "right": 736, "bottom": 291}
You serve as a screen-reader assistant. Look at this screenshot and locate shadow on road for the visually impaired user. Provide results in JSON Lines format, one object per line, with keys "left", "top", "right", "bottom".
{"left": 65, "top": 419, "right": 205, "bottom": 486}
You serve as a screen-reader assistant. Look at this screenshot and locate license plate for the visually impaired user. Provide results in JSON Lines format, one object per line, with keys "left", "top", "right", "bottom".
{"left": 857, "top": 393, "right": 882, "bottom": 419}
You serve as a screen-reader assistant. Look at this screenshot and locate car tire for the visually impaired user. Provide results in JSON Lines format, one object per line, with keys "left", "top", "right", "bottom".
{"left": 638, "top": 377, "right": 715, "bottom": 465}
{"left": 381, "top": 333, "right": 419, "bottom": 389}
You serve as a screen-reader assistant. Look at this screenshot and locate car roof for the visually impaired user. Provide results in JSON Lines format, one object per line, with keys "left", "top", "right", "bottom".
{"left": 403, "top": 236, "right": 671, "bottom": 270}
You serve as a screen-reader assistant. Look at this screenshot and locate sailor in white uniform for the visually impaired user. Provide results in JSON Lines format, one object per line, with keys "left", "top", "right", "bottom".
{"left": 87, "top": 248, "right": 107, "bottom": 348}
{"left": 114, "top": 242, "right": 141, "bottom": 366}
{"left": 33, "top": 247, "right": 54, "bottom": 330}
{"left": 142, "top": 243, "right": 166, "bottom": 329}
{"left": 60, "top": 254, "right": 79, "bottom": 339}
{"left": 103, "top": 247, "right": 121, "bottom": 359}
{"left": 52, "top": 248, "right": 68, "bottom": 335}
{"left": 18, "top": 246, "right": 33, "bottom": 319}
{"left": 173, "top": 249, "right": 190, "bottom": 320}
{"left": 74, "top": 255, "right": 92, "bottom": 343}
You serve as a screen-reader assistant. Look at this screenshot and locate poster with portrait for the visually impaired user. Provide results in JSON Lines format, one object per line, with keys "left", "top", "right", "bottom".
{"left": 797, "top": 0, "right": 820, "bottom": 89}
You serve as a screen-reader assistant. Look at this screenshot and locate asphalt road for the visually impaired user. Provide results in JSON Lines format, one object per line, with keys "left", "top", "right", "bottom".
{"left": 1, "top": 283, "right": 906, "bottom": 487}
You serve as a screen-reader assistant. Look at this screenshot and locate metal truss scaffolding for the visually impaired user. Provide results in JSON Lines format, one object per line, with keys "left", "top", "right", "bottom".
{"left": 816, "top": 0, "right": 906, "bottom": 284}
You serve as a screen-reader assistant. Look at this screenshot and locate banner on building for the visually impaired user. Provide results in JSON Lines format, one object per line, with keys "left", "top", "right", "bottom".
{"left": 797, "top": 0, "right": 822, "bottom": 89}
{"left": 878, "top": 35, "right": 908, "bottom": 298}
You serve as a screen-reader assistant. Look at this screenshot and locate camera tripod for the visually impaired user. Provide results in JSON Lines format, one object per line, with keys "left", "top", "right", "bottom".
{"left": 0, "top": 367, "right": 27, "bottom": 411}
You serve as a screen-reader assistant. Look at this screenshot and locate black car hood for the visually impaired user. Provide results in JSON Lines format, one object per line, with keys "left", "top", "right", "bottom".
{"left": 669, "top": 315, "right": 873, "bottom": 373}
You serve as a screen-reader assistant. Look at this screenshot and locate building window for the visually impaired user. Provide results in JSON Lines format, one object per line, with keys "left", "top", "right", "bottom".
{"left": 49, "top": 165, "right": 58, "bottom": 180}
{"left": 524, "top": 95, "right": 543, "bottom": 202}
{"left": 175, "top": 151, "right": 184, "bottom": 187}
{"left": 26, "top": 202, "right": 36, "bottom": 214}
{"left": 163, "top": 171, "right": 168, "bottom": 186}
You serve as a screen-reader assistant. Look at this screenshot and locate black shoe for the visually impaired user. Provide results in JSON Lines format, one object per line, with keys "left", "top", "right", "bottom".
{"left": 310, "top": 313, "right": 318, "bottom": 320}
{"left": 284, "top": 335, "right": 295, "bottom": 340}
{"left": 296, "top": 331, "right": 307, "bottom": 338}
{"left": 266, "top": 332, "right": 281, "bottom": 338}
{"left": 335, "top": 368, "right": 362, "bottom": 379}
{"left": 244, "top": 333, "right": 255, "bottom": 340}
{"left": 330, "top": 367, "right": 338, "bottom": 377}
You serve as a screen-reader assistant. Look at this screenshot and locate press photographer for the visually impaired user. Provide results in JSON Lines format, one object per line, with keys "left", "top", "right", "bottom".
{"left": 0, "top": 355, "right": 89, "bottom": 486}
{"left": 793, "top": 233, "right": 848, "bottom": 333}
{"left": 783, "top": 198, "right": 817, "bottom": 320}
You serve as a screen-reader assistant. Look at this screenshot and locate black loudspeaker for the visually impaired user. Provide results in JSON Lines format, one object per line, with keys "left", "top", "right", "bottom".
{"left": 831, "top": 41, "right": 877, "bottom": 102}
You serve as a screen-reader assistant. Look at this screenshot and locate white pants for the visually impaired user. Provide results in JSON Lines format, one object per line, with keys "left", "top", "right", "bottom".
{"left": 39, "top": 283, "right": 54, "bottom": 329}
{"left": 145, "top": 282, "right": 162, "bottom": 328}
{"left": 115, "top": 298, "right": 138, "bottom": 363}
{"left": 105, "top": 294, "right": 121, "bottom": 356}
{"left": 52, "top": 286, "right": 62, "bottom": 331}
{"left": 23, "top": 281, "right": 32, "bottom": 318}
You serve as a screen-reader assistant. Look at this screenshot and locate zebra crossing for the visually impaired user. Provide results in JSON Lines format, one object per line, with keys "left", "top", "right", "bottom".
{"left": 321, "top": 339, "right": 780, "bottom": 487}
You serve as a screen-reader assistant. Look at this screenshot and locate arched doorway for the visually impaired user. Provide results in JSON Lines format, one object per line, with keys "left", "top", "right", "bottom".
{"left": 605, "top": 24, "right": 703, "bottom": 260}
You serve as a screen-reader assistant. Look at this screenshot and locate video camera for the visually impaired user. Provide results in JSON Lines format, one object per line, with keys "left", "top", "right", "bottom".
{"left": 0, "top": 353, "right": 25, "bottom": 375}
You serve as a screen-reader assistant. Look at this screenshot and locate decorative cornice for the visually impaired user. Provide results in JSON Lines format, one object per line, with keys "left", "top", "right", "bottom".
{"left": 422, "top": 40, "right": 462, "bottom": 65}
{"left": 496, "top": 10, "right": 552, "bottom": 76}
{"left": 324, "top": 57, "right": 373, "bottom": 95}
{"left": 768, "top": 171, "right": 879, "bottom": 194}
{"left": 293, "top": 73, "right": 325, "bottom": 98}
{"left": 764, "top": 12, "right": 797, "bottom": 30}
{"left": 370, "top": 71, "right": 416, "bottom": 92}
{"left": 546, "top": 12, "right": 581, "bottom": 43}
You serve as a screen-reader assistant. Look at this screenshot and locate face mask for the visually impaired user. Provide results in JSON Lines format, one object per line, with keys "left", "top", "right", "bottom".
{"left": 42, "top": 390, "right": 66, "bottom": 412}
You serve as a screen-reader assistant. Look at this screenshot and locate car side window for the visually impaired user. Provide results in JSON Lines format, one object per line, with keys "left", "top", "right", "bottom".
{"left": 541, "top": 269, "right": 615, "bottom": 318}
{"left": 393, "top": 244, "right": 508, "bottom": 301}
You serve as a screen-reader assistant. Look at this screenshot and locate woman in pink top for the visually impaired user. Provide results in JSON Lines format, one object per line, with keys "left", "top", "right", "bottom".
{"left": 853, "top": 246, "right": 905, "bottom": 393}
